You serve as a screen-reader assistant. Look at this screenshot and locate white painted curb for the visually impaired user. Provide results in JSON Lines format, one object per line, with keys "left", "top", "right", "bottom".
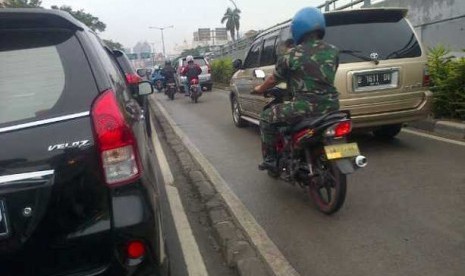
{"left": 151, "top": 96, "right": 300, "bottom": 276}
{"left": 150, "top": 117, "right": 209, "bottom": 276}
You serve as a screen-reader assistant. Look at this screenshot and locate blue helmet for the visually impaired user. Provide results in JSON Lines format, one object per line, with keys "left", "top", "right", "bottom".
{"left": 291, "top": 7, "right": 326, "bottom": 44}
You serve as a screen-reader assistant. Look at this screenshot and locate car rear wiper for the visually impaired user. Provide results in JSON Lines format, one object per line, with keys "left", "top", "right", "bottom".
{"left": 340, "top": 50, "right": 380, "bottom": 65}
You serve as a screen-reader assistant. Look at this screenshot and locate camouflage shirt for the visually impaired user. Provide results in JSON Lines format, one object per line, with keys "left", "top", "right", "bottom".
{"left": 273, "top": 39, "right": 339, "bottom": 99}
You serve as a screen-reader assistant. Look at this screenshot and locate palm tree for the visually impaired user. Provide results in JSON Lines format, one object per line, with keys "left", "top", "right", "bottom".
{"left": 221, "top": 3, "right": 241, "bottom": 42}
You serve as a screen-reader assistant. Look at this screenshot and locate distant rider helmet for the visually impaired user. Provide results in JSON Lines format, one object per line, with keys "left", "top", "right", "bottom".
{"left": 291, "top": 7, "right": 326, "bottom": 44}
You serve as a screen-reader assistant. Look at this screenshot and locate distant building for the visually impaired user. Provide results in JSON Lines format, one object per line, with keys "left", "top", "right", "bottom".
{"left": 133, "top": 41, "right": 151, "bottom": 55}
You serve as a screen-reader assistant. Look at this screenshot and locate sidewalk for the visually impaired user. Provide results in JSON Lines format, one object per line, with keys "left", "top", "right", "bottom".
{"left": 407, "top": 118, "right": 465, "bottom": 140}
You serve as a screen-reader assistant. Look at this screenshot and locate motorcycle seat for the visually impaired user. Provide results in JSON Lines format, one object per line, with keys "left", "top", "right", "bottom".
{"left": 290, "top": 110, "right": 350, "bottom": 133}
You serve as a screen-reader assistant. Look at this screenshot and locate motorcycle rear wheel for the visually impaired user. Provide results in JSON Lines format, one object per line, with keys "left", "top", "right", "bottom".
{"left": 307, "top": 157, "right": 347, "bottom": 215}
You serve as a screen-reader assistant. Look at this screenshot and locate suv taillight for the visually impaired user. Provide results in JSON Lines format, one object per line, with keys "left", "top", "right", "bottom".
{"left": 126, "top": 73, "right": 142, "bottom": 85}
{"left": 91, "top": 89, "right": 141, "bottom": 186}
{"left": 423, "top": 66, "right": 430, "bottom": 87}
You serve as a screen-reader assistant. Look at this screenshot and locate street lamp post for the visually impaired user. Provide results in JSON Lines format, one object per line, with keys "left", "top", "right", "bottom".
{"left": 149, "top": 25, "right": 173, "bottom": 59}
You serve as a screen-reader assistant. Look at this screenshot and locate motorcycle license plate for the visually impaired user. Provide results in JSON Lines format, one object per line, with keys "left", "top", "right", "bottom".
{"left": 0, "top": 200, "right": 9, "bottom": 238}
{"left": 324, "top": 143, "right": 360, "bottom": 160}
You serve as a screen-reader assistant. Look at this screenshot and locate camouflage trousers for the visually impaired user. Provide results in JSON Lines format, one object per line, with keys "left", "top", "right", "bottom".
{"left": 259, "top": 97, "right": 339, "bottom": 160}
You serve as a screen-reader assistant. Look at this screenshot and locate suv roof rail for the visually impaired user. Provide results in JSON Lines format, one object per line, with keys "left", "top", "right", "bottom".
{"left": 0, "top": 8, "right": 85, "bottom": 30}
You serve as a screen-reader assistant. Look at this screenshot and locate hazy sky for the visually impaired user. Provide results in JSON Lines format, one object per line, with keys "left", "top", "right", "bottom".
{"left": 41, "top": 0, "right": 324, "bottom": 53}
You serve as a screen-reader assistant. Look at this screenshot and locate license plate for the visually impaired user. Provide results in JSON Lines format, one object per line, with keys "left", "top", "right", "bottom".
{"left": 354, "top": 70, "right": 399, "bottom": 92}
{"left": 0, "top": 200, "right": 9, "bottom": 237}
{"left": 324, "top": 143, "right": 360, "bottom": 160}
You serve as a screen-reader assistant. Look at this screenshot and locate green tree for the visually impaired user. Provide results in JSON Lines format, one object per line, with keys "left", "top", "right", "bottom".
{"left": 51, "top": 5, "right": 106, "bottom": 32}
{"left": 0, "top": 0, "right": 42, "bottom": 8}
{"left": 103, "top": 39, "right": 124, "bottom": 51}
{"left": 221, "top": 0, "right": 241, "bottom": 41}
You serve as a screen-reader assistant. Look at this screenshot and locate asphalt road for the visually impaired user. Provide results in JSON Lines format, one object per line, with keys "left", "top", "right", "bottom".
{"left": 154, "top": 90, "right": 465, "bottom": 276}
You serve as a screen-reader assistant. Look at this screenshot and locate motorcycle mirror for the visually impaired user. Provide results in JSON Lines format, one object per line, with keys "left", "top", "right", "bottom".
{"left": 254, "top": 69, "right": 266, "bottom": 79}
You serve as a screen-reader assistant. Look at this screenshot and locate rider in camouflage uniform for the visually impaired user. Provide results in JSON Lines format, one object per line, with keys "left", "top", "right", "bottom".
{"left": 253, "top": 7, "right": 340, "bottom": 169}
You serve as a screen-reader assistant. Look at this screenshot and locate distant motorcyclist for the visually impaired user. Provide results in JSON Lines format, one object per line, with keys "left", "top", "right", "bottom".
{"left": 181, "top": 55, "right": 202, "bottom": 96}
{"left": 253, "top": 7, "right": 340, "bottom": 170}
{"left": 161, "top": 60, "right": 177, "bottom": 93}
{"left": 151, "top": 65, "right": 165, "bottom": 92}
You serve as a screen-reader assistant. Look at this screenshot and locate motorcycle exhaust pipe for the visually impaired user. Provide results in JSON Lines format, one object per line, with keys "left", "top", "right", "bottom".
{"left": 354, "top": 155, "right": 368, "bottom": 168}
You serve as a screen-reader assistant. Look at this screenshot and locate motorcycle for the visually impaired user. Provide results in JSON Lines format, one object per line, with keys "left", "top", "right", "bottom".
{"left": 166, "top": 82, "right": 177, "bottom": 100}
{"left": 189, "top": 78, "right": 202, "bottom": 103}
{"left": 259, "top": 88, "right": 367, "bottom": 214}
{"left": 151, "top": 71, "right": 165, "bottom": 93}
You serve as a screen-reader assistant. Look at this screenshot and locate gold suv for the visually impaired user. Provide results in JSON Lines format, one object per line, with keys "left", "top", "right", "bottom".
{"left": 229, "top": 8, "right": 432, "bottom": 139}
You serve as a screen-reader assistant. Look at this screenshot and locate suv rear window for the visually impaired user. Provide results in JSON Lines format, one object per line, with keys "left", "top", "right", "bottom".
{"left": 279, "top": 15, "right": 421, "bottom": 64}
{"left": 326, "top": 18, "right": 421, "bottom": 63}
{"left": 0, "top": 30, "right": 97, "bottom": 128}
{"left": 182, "top": 58, "right": 207, "bottom": 67}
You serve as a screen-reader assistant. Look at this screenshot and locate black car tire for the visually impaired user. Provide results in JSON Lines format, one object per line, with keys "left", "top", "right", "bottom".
{"left": 373, "top": 124, "right": 402, "bottom": 139}
{"left": 231, "top": 96, "right": 247, "bottom": 128}
{"left": 205, "top": 84, "right": 213, "bottom": 91}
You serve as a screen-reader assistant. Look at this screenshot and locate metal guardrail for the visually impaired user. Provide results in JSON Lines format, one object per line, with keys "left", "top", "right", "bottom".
{"left": 212, "top": 0, "right": 375, "bottom": 59}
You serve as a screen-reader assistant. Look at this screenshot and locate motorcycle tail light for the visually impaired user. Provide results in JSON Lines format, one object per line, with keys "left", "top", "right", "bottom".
{"left": 325, "top": 120, "right": 352, "bottom": 138}
{"left": 293, "top": 128, "right": 314, "bottom": 146}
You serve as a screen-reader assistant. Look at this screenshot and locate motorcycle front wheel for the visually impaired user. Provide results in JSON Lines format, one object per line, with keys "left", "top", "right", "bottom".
{"left": 306, "top": 151, "right": 347, "bottom": 215}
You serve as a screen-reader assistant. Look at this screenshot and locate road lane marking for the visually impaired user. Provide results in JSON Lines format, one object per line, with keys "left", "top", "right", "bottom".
{"left": 150, "top": 117, "right": 208, "bottom": 276}
{"left": 152, "top": 96, "right": 300, "bottom": 276}
{"left": 402, "top": 128, "right": 465, "bottom": 147}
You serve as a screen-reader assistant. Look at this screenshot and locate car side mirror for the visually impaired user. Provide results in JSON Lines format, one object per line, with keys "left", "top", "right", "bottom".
{"left": 233, "top": 59, "right": 243, "bottom": 70}
{"left": 138, "top": 81, "right": 153, "bottom": 96}
{"left": 136, "top": 69, "right": 147, "bottom": 78}
{"left": 254, "top": 69, "right": 266, "bottom": 79}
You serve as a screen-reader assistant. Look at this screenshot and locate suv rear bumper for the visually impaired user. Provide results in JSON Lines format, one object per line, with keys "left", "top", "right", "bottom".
{"left": 349, "top": 91, "right": 433, "bottom": 128}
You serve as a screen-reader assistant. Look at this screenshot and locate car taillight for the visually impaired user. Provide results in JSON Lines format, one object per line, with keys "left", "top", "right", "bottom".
{"left": 91, "top": 89, "right": 141, "bottom": 186}
{"left": 423, "top": 66, "right": 430, "bottom": 87}
{"left": 126, "top": 73, "right": 142, "bottom": 85}
{"left": 127, "top": 240, "right": 146, "bottom": 259}
{"left": 207, "top": 64, "right": 211, "bottom": 74}
{"left": 325, "top": 120, "right": 352, "bottom": 138}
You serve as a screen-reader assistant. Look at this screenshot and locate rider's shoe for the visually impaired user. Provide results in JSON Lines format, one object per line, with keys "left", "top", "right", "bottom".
{"left": 258, "top": 157, "right": 277, "bottom": 171}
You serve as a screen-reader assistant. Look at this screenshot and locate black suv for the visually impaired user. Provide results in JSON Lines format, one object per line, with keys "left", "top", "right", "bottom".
{"left": 0, "top": 9, "right": 167, "bottom": 275}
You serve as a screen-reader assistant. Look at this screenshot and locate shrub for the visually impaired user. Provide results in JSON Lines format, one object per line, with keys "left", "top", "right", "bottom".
{"left": 210, "top": 58, "right": 234, "bottom": 85}
{"left": 428, "top": 46, "right": 465, "bottom": 120}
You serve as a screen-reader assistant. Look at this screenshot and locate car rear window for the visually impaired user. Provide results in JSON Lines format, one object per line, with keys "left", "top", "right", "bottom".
{"left": 182, "top": 58, "right": 207, "bottom": 67}
{"left": 0, "top": 30, "right": 97, "bottom": 128}
{"left": 325, "top": 18, "right": 421, "bottom": 63}
{"left": 279, "top": 14, "right": 421, "bottom": 64}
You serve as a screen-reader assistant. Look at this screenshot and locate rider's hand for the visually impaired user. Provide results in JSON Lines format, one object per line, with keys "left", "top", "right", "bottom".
{"left": 252, "top": 85, "right": 262, "bottom": 95}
